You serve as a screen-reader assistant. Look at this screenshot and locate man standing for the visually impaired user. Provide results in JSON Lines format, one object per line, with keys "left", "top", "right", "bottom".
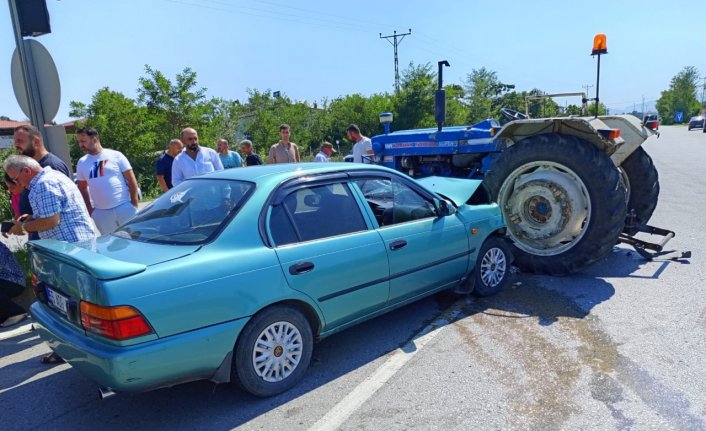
{"left": 155, "top": 138, "right": 183, "bottom": 192}
{"left": 347, "top": 124, "right": 373, "bottom": 163}
{"left": 171, "top": 127, "right": 224, "bottom": 187}
{"left": 75, "top": 127, "right": 140, "bottom": 235}
{"left": 314, "top": 142, "right": 336, "bottom": 162}
{"left": 14, "top": 125, "right": 72, "bottom": 240}
{"left": 267, "top": 124, "right": 300, "bottom": 164}
{"left": 216, "top": 139, "right": 244, "bottom": 169}
{"left": 239, "top": 139, "right": 263, "bottom": 166}
{"left": 4, "top": 155, "right": 96, "bottom": 363}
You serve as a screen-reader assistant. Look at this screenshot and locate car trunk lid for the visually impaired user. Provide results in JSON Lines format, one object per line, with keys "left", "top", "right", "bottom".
{"left": 28, "top": 237, "right": 199, "bottom": 329}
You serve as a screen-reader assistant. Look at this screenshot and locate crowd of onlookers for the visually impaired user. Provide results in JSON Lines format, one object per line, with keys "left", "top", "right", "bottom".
{"left": 0, "top": 121, "right": 373, "bottom": 349}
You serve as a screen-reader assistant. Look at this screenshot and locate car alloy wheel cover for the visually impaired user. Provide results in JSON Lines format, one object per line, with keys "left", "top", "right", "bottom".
{"left": 252, "top": 321, "right": 304, "bottom": 383}
{"left": 480, "top": 247, "right": 507, "bottom": 287}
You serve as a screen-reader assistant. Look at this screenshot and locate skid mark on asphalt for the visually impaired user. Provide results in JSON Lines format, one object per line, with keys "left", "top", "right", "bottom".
{"left": 457, "top": 280, "right": 706, "bottom": 431}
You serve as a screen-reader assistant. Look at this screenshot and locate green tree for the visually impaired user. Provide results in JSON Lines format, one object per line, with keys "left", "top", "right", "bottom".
{"left": 328, "top": 93, "right": 392, "bottom": 152}
{"left": 136, "top": 66, "right": 216, "bottom": 143}
{"left": 463, "top": 68, "right": 519, "bottom": 123}
{"left": 392, "top": 63, "right": 435, "bottom": 130}
{"left": 656, "top": 66, "right": 701, "bottom": 124}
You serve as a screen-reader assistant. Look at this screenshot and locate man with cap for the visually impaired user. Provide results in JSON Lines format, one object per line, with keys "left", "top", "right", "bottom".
{"left": 314, "top": 141, "right": 336, "bottom": 162}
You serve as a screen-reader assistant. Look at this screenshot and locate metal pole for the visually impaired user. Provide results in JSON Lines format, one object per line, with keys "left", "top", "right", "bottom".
{"left": 594, "top": 54, "right": 601, "bottom": 118}
{"left": 8, "top": 0, "right": 48, "bottom": 141}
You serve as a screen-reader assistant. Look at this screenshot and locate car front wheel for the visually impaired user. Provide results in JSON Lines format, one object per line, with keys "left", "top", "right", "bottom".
{"left": 473, "top": 236, "right": 513, "bottom": 297}
{"left": 233, "top": 306, "right": 313, "bottom": 397}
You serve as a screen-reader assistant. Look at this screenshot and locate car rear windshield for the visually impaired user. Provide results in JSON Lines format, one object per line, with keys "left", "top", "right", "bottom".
{"left": 115, "top": 179, "right": 254, "bottom": 245}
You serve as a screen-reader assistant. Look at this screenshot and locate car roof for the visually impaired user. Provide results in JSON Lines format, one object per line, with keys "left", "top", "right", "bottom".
{"left": 193, "top": 163, "right": 399, "bottom": 187}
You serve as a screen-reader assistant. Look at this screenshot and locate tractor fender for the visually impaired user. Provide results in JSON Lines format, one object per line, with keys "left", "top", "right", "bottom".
{"left": 494, "top": 115, "right": 654, "bottom": 167}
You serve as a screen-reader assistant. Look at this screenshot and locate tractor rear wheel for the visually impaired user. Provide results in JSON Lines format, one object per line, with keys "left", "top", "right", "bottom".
{"left": 485, "top": 133, "right": 626, "bottom": 275}
{"left": 618, "top": 147, "right": 660, "bottom": 234}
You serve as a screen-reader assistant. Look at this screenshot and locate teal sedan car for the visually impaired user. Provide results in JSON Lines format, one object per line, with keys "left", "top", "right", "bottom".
{"left": 29, "top": 163, "right": 511, "bottom": 397}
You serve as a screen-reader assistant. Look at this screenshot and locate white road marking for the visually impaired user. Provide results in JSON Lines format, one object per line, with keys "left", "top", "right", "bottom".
{"left": 0, "top": 323, "right": 33, "bottom": 341}
{"left": 309, "top": 298, "right": 467, "bottom": 431}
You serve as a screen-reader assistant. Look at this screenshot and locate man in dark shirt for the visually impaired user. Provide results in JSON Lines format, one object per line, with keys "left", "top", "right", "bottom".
{"left": 14, "top": 125, "right": 72, "bottom": 240}
{"left": 240, "top": 139, "right": 263, "bottom": 166}
{"left": 155, "top": 139, "right": 183, "bottom": 192}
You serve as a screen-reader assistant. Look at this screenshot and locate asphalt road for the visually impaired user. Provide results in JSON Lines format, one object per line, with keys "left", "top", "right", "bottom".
{"left": 2, "top": 125, "right": 705, "bottom": 431}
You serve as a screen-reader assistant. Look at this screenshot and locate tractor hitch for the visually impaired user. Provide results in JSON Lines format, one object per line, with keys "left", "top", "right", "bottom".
{"left": 618, "top": 211, "right": 691, "bottom": 260}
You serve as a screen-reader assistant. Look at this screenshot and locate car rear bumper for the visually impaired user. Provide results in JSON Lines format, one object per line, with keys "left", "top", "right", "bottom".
{"left": 31, "top": 302, "right": 248, "bottom": 392}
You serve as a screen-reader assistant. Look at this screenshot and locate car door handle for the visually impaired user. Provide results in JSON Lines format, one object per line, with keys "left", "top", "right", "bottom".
{"left": 289, "top": 261, "right": 315, "bottom": 275}
{"left": 389, "top": 239, "right": 407, "bottom": 251}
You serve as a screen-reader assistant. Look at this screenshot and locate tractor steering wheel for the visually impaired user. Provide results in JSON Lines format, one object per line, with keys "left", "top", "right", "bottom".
{"left": 500, "top": 108, "right": 528, "bottom": 122}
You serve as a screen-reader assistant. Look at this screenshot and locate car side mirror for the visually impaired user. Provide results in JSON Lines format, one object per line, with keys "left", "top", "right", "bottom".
{"left": 435, "top": 199, "right": 455, "bottom": 217}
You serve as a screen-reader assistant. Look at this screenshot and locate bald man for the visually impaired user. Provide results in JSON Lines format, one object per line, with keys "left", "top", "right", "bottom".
{"left": 171, "top": 128, "right": 224, "bottom": 187}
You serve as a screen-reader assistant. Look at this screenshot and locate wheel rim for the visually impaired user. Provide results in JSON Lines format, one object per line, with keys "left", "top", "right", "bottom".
{"left": 498, "top": 161, "right": 591, "bottom": 256}
{"left": 252, "top": 321, "right": 304, "bottom": 383}
{"left": 480, "top": 247, "right": 507, "bottom": 287}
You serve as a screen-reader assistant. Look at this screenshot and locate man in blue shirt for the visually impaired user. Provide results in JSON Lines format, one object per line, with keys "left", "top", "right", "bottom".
{"left": 155, "top": 138, "right": 183, "bottom": 192}
{"left": 217, "top": 139, "right": 244, "bottom": 169}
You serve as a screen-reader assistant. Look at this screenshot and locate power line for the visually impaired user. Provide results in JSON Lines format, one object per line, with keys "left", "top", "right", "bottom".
{"left": 380, "top": 29, "right": 412, "bottom": 92}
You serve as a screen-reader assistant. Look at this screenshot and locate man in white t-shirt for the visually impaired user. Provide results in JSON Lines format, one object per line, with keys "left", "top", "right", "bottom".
{"left": 347, "top": 124, "right": 373, "bottom": 163}
{"left": 75, "top": 127, "right": 140, "bottom": 235}
{"left": 171, "top": 127, "right": 224, "bottom": 186}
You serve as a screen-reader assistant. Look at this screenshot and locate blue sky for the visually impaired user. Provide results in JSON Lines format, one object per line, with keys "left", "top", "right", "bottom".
{"left": 1, "top": 0, "right": 705, "bottom": 123}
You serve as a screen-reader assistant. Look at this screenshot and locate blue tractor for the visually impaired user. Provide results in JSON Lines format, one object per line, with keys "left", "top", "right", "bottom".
{"left": 369, "top": 65, "right": 664, "bottom": 275}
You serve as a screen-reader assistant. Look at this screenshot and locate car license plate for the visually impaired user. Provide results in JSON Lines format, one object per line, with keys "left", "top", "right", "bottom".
{"left": 46, "top": 287, "right": 68, "bottom": 316}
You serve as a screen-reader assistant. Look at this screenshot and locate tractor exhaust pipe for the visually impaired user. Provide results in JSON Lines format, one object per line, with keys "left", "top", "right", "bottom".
{"left": 435, "top": 60, "right": 450, "bottom": 132}
{"left": 98, "top": 386, "right": 116, "bottom": 400}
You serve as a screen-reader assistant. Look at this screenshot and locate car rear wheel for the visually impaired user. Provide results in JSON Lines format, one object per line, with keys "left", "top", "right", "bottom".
{"left": 472, "top": 236, "right": 513, "bottom": 297}
{"left": 233, "top": 306, "right": 313, "bottom": 397}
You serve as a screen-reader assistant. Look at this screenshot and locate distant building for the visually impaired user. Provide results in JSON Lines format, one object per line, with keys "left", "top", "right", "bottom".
{"left": 0, "top": 119, "right": 79, "bottom": 149}
{"left": 0, "top": 120, "right": 29, "bottom": 149}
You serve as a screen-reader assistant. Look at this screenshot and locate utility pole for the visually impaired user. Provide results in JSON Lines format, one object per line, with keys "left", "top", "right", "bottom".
{"left": 582, "top": 84, "right": 593, "bottom": 98}
{"left": 642, "top": 95, "right": 645, "bottom": 115}
{"left": 380, "top": 29, "right": 411, "bottom": 92}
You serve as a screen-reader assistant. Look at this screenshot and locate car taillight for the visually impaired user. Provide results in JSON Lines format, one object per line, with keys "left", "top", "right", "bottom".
{"left": 80, "top": 301, "right": 154, "bottom": 340}
{"left": 645, "top": 120, "right": 659, "bottom": 130}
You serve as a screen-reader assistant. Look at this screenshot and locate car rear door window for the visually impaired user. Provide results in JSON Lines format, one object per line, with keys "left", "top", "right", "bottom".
{"left": 269, "top": 183, "right": 367, "bottom": 246}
